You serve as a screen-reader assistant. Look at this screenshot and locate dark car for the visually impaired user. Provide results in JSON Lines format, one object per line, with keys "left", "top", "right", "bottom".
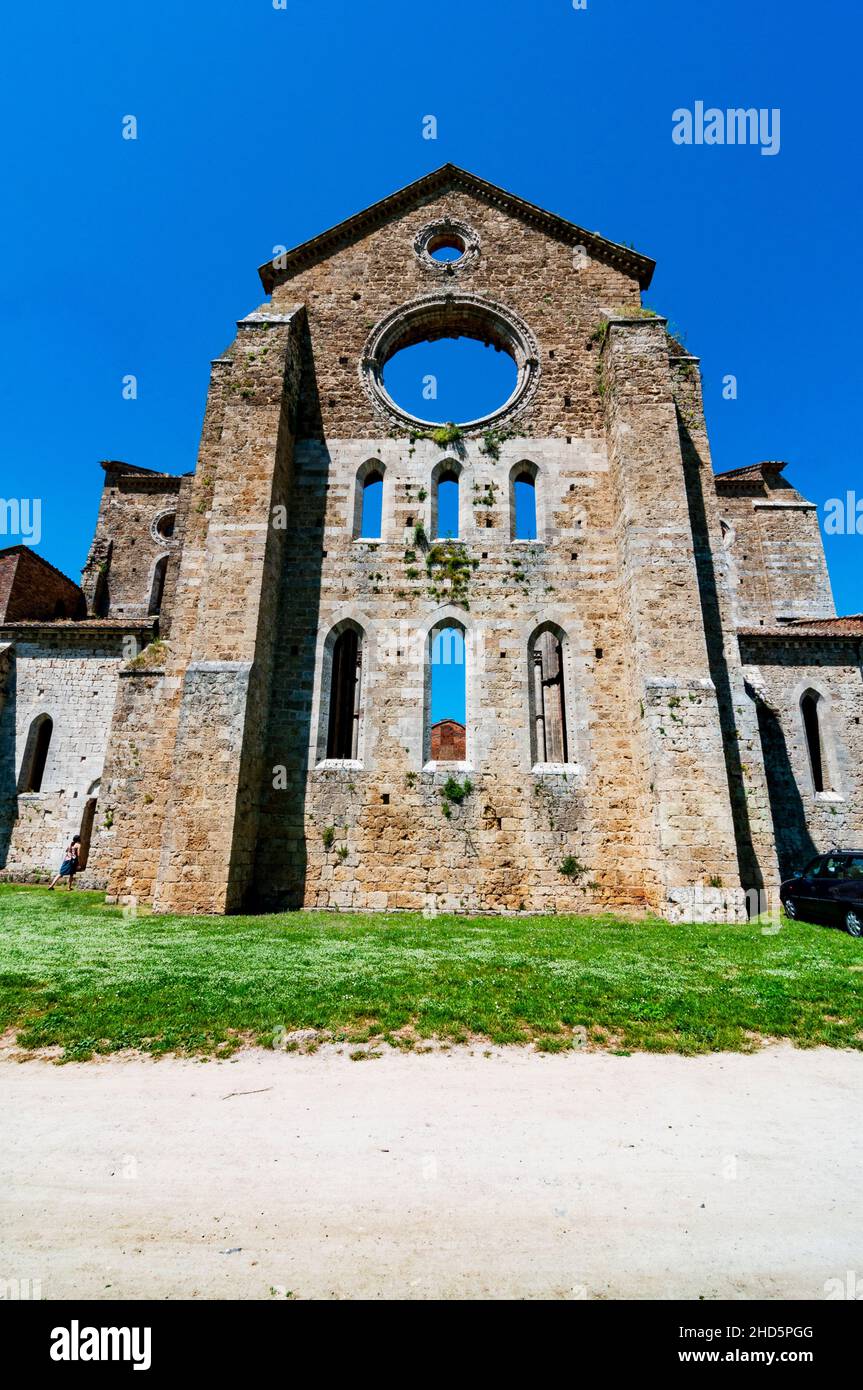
{"left": 780, "top": 851, "right": 863, "bottom": 936}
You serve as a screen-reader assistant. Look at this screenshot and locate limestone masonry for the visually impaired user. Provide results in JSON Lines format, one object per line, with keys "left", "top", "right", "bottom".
{"left": 2, "top": 166, "right": 861, "bottom": 917}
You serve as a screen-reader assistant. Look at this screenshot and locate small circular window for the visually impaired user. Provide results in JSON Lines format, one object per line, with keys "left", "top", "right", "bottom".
{"left": 427, "top": 234, "right": 466, "bottom": 264}
{"left": 152, "top": 510, "right": 176, "bottom": 541}
{"left": 414, "top": 220, "right": 480, "bottom": 274}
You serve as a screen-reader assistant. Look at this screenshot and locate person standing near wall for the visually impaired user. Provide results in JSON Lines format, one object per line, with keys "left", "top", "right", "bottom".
{"left": 47, "top": 836, "right": 80, "bottom": 891}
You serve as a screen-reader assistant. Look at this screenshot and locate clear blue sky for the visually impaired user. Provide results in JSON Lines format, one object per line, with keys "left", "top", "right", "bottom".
{"left": 1, "top": 0, "right": 861, "bottom": 616}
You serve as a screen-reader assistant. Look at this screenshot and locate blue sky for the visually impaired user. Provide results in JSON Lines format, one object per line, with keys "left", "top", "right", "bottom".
{"left": 1, "top": 0, "right": 861, "bottom": 617}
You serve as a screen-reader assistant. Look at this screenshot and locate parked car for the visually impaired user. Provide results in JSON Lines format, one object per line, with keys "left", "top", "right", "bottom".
{"left": 780, "top": 852, "right": 863, "bottom": 936}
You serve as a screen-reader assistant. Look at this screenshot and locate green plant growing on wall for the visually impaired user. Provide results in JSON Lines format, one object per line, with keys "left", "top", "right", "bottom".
{"left": 321, "top": 826, "right": 336, "bottom": 851}
{"left": 418, "top": 487, "right": 428, "bottom": 501}
{"left": 337, "top": 845, "right": 349, "bottom": 862}
{"left": 478, "top": 426, "right": 517, "bottom": 461}
{"left": 587, "top": 317, "right": 611, "bottom": 352}
{"left": 408, "top": 422, "right": 463, "bottom": 451}
{"left": 413, "top": 521, "right": 428, "bottom": 549}
{"left": 559, "top": 854, "right": 587, "bottom": 881}
{"left": 126, "top": 639, "right": 167, "bottom": 670}
{"left": 426, "top": 541, "right": 473, "bottom": 605}
{"left": 441, "top": 776, "right": 472, "bottom": 815}
{"left": 431, "top": 421, "right": 462, "bottom": 447}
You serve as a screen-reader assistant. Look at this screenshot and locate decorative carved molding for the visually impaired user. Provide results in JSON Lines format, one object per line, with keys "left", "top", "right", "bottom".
{"left": 412, "top": 218, "right": 480, "bottom": 275}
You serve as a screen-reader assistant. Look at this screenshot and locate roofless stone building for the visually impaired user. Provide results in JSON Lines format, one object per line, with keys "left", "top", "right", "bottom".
{"left": 2, "top": 167, "right": 861, "bottom": 917}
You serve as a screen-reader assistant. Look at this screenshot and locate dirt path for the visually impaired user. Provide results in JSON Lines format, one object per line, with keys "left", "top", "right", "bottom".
{"left": 1, "top": 1045, "right": 861, "bottom": 1300}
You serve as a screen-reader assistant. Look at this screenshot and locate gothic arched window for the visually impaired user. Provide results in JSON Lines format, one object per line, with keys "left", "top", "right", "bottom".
{"left": 326, "top": 625, "right": 363, "bottom": 760}
{"left": 529, "top": 625, "right": 569, "bottom": 765}
{"left": 801, "top": 689, "right": 829, "bottom": 793}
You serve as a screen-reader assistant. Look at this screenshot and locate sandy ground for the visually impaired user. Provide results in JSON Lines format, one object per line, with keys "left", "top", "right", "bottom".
{"left": 1, "top": 1044, "right": 861, "bottom": 1300}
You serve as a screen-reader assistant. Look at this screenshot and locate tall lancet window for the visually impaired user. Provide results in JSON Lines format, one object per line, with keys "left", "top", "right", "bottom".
{"left": 800, "top": 688, "right": 831, "bottom": 794}
{"left": 326, "top": 626, "right": 363, "bottom": 760}
{"left": 359, "top": 471, "right": 383, "bottom": 539}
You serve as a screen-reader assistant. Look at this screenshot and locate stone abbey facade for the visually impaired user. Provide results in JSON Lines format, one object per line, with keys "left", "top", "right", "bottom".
{"left": 2, "top": 166, "right": 861, "bottom": 918}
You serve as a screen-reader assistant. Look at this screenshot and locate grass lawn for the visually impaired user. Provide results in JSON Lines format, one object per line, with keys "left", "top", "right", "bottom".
{"left": 1, "top": 883, "right": 862, "bottom": 1059}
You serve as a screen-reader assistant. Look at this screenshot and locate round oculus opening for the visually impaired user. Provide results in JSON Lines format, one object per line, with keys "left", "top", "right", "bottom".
{"left": 154, "top": 512, "right": 176, "bottom": 540}
{"left": 426, "top": 234, "right": 466, "bottom": 264}
{"left": 361, "top": 292, "right": 540, "bottom": 431}
{"left": 382, "top": 335, "right": 518, "bottom": 426}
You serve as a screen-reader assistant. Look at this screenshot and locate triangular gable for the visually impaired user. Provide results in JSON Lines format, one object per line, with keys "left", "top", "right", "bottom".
{"left": 258, "top": 164, "right": 655, "bottom": 292}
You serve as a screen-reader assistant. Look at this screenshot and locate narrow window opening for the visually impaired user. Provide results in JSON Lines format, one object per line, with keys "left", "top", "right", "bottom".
{"left": 359, "top": 471, "right": 383, "bottom": 539}
{"left": 429, "top": 623, "right": 466, "bottom": 761}
{"left": 436, "top": 471, "right": 459, "bottom": 539}
{"left": 327, "top": 628, "right": 362, "bottom": 759}
{"left": 801, "top": 690, "right": 829, "bottom": 793}
{"left": 531, "top": 629, "right": 569, "bottom": 764}
{"left": 513, "top": 472, "right": 537, "bottom": 540}
{"left": 148, "top": 555, "right": 169, "bottom": 616}
{"left": 18, "top": 714, "right": 53, "bottom": 793}
{"left": 78, "top": 796, "right": 98, "bottom": 868}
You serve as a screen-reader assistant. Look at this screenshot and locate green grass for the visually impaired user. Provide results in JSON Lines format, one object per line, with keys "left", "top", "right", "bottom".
{"left": 0, "top": 883, "right": 861, "bottom": 1060}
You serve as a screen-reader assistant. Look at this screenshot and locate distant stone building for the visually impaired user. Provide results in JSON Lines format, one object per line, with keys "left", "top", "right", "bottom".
{"left": 1, "top": 166, "right": 861, "bottom": 916}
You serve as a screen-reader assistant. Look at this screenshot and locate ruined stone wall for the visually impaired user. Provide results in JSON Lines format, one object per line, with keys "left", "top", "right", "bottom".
{"left": 671, "top": 359, "right": 781, "bottom": 895}
{"left": 157, "top": 476, "right": 193, "bottom": 638}
{"left": 83, "top": 468, "right": 186, "bottom": 622}
{"left": 716, "top": 476, "right": 835, "bottom": 627}
{"left": 251, "top": 410, "right": 748, "bottom": 913}
{"left": 740, "top": 635, "right": 863, "bottom": 878}
{"left": 91, "top": 662, "right": 181, "bottom": 902}
{"left": 597, "top": 319, "right": 747, "bottom": 917}
{"left": 268, "top": 187, "right": 641, "bottom": 442}
{"left": 96, "top": 308, "right": 307, "bottom": 914}
{"left": 80, "top": 179, "right": 857, "bottom": 918}
{"left": 0, "top": 628, "right": 132, "bottom": 883}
